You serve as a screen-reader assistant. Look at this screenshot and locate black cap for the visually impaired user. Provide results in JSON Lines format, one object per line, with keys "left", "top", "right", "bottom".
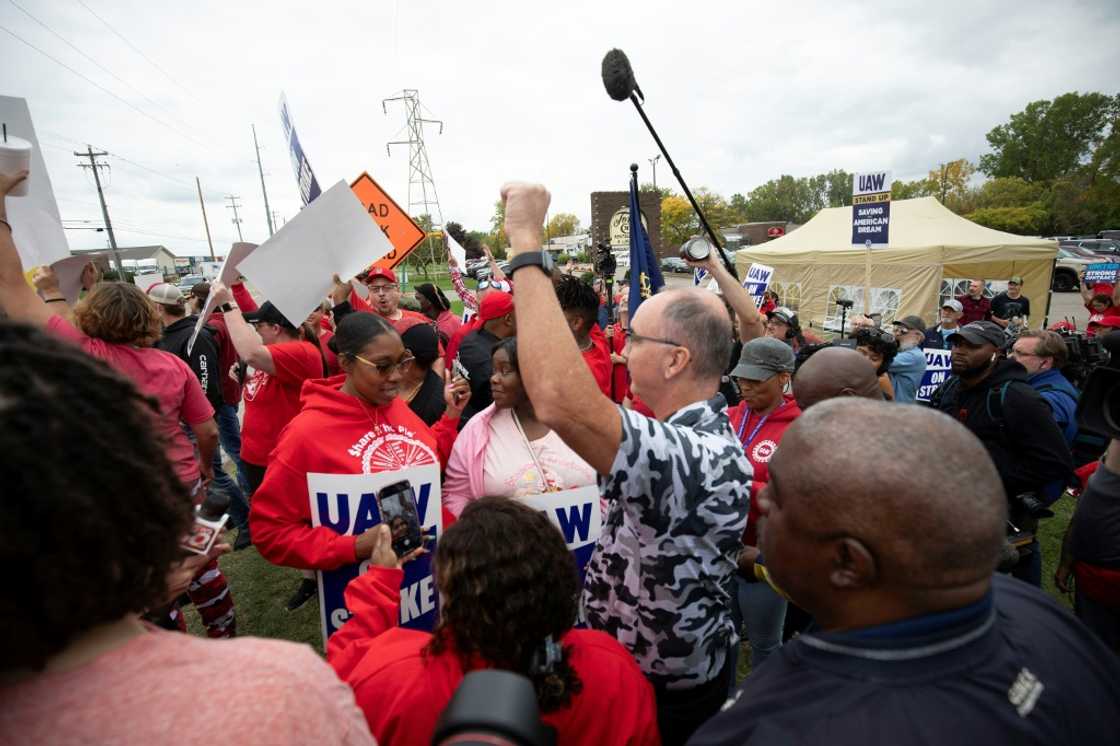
{"left": 894, "top": 315, "right": 927, "bottom": 334}
{"left": 948, "top": 320, "right": 1006, "bottom": 349}
{"left": 243, "top": 301, "right": 296, "bottom": 329}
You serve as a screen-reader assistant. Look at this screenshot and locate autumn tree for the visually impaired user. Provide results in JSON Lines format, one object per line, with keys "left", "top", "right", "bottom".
{"left": 660, "top": 194, "right": 696, "bottom": 248}
{"left": 545, "top": 212, "right": 581, "bottom": 240}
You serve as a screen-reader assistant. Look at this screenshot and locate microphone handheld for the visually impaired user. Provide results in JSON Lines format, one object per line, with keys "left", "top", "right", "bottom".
{"left": 600, "top": 48, "right": 737, "bottom": 279}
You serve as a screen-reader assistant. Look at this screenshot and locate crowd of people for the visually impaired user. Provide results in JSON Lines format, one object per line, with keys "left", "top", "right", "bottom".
{"left": 2, "top": 169, "right": 1119, "bottom": 745}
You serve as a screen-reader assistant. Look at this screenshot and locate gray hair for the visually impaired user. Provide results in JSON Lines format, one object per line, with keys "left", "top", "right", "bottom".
{"left": 661, "top": 290, "right": 733, "bottom": 381}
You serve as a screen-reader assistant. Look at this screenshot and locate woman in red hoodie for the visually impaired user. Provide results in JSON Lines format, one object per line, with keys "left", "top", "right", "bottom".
{"left": 249, "top": 313, "right": 467, "bottom": 585}
{"left": 725, "top": 336, "right": 801, "bottom": 675}
{"left": 328, "top": 498, "right": 660, "bottom": 746}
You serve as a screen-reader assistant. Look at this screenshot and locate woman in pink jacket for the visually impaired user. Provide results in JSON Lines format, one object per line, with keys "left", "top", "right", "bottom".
{"left": 443, "top": 337, "right": 596, "bottom": 516}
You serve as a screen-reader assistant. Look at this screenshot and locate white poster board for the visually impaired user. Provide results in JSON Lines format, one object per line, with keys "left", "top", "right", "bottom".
{"left": 186, "top": 241, "right": 258, "bottom": 355}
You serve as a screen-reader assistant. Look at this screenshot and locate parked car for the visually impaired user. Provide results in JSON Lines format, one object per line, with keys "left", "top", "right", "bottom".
{"left": 660, "top": 257, "right": 690, "bottom": 273}
{"left": 475, "top": 262, "right": 510, "bottom": 284}
{"left": 1053, "top": 247, "right": 1111, "bottom": 292}
{"left": 176, "top": 274, "right": 206, "bottom": 294}
{"left": 1061, "top": 238, "right": 1120, "bottom": 257}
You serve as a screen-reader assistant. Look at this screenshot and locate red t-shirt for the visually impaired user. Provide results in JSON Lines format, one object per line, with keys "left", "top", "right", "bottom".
{"left": 583, "top": 327, "right": 613, "bottom": 398}
{"left": 48, "top": 316, "right": 213, "bottom": 486}
{"left": 240, "top": 340, "right": 324, "bottom": 466}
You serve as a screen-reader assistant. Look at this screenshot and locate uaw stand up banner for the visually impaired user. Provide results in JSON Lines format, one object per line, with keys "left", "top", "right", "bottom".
{"left": 309, "top": 466, "right": 442, "bottom": 644}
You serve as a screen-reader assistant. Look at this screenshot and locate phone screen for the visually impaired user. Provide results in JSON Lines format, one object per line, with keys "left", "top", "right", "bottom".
{"left": 377, "top": 481, "right": 423, "bottom": 556}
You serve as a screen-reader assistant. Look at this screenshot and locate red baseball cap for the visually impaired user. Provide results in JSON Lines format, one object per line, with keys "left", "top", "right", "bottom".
{"left": 366, "top": 266, "right": 397, "bottom": 284}
{"left": 479, "top": 290, "right": 514, "bottom": 322}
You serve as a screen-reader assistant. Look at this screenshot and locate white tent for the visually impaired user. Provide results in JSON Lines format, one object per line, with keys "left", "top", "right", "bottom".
{"left": 734, "top": 197, "right": 1057, "bottom": 331}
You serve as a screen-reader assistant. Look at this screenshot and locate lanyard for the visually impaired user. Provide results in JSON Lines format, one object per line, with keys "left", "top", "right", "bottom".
{"left": 512, "top": 410, "right": 557, "bottom": 493}
{"left": 736, "top": 408, "right": 771, "bottom": 449}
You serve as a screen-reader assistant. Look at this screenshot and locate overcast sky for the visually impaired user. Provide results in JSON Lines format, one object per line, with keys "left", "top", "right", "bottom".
{"left": 2, "top": 0, "right": 1118, "bottom": 256}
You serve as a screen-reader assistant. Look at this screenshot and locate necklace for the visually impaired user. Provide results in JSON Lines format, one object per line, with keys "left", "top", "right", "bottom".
{"left": 401, "top": 378, "right": 424, "bottom": 402}
{"left": 355, "top": 397, "right": 407, "bottom": 465}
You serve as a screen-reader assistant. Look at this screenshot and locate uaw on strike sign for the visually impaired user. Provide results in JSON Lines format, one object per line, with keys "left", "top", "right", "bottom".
{"left": 351, "top": 172, "right": 426, "bottom": 271}
{"left": 852, "top": 171, "right": 892, "bottom": 248}
{"left": 309, "top": 472, "right": 602, "bottom": 643}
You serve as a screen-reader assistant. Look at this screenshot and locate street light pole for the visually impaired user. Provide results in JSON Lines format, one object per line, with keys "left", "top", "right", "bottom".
{"left": 648, "top": 154, "right": 661, "bottom": 190}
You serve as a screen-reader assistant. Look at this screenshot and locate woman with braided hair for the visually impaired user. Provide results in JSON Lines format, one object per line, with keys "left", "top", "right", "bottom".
{"left": 327, "top": 497, "right": 659, "bottom": 745}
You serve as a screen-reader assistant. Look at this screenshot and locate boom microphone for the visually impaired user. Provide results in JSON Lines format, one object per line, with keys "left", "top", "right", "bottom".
{"left": 598, "top": 48, "right": 738, "bottom": 279}
{"left": 601, "top": 48, "right": 642, "bottom": 103}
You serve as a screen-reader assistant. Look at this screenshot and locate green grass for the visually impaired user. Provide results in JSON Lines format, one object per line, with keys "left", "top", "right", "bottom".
{"left": 187, "top": 472, "right": 1078, "bottom": 671}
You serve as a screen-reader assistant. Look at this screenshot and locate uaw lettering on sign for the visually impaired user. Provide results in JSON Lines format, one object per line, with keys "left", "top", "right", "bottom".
{"left": 852, "top": 170, "right": 892, "bottom": 248}
{"left": 308, "top": 466, "right": 442, "bottom": 644}
{"left": 916, "top": 348, "right": 953, "bottom": 403}
{"left": 743, "top": 263, "right": 775, "bottom": 308}
{"left": 521, "top": 485, "right": 603, "bottom": 586}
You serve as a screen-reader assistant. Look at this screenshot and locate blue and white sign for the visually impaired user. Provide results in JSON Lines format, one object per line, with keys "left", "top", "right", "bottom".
{"left": 852, "top": 170, "right": 892, "bottom": 248}
{"left": 916, "top": 348, "right": 953, "bottom": 403}
{"left": 1084, "top": 262, "right": 1120, "bottom": 285}
{"left": 279, "top": 93, "right": 322, "bottom": 206}
{"left": 308, "top": 466, "right": 442, "bottom": 644}
{"left": 521, "top": 486, "right": 603, "bottom": 586}
{"left": 743, "top": 263, "right": 775, "bottom": 308}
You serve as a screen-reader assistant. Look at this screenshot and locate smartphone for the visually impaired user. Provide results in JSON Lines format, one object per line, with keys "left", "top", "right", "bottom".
{"left": 377, "top": 480, "right": 424, "bottom": 557}
{"left": 181, "top": 511, "right": 229, "bottom": 556}
{"left": 452, "top": 356, "right": 471, "bottom": 382}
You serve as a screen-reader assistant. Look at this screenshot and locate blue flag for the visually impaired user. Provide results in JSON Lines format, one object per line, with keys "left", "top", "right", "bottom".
{"left": 628, "top": 176, "right": 664, "bottom": 316}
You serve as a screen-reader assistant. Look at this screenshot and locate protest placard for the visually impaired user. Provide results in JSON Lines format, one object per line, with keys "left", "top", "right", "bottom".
{"left": 279, "top": 93, "right": 322, "bottom": 205}
{"left": 308, "top": 465, "right": 442, "bottom": 644}
{"left": 851, "top": 171, "right": 892, "bottom": 248}
{"left": 1084, "top": 262, "right": 1120, "bottom": 286}
{"left": 743, "top": 263, "right": 775, "bottom": 308}
{"left": 0, "top": 96, "right": 68, "bottom": 270}
{"left": 916, "top": 348, "right": 953, "bottom": 403}
{"left": 186, "top": 241, "right": 258, "bottom": 355}
{"left": 521, "top": 486, "right": 603, "bottom": 585}
{"left": 237, "top": 180, "right": 394, "bottom": 330}
{"left": 445, "top": 228, "right": 467, "bottom": 269}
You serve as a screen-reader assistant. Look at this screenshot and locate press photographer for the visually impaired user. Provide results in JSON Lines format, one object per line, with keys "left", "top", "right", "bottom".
{"left": 1055, "top": 331, "right": 1120, "bottom": 653}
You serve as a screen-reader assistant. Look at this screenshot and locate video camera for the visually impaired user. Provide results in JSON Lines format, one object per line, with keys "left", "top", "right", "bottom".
{"left": 593, "top": 242, "right": 617, "bottom": 278}
{"left": 433, "top": 670, "right": 554, "bottom": 746}
{"left": 1055, "top": 329, "right": 1108, "bottom": 390}
{"left": 1076, "top": 330, "right": 1120, "bottom": 439}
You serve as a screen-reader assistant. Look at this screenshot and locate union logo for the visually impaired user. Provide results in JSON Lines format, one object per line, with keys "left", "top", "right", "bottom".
{"left": 357, "top": 432, "right": 438, "bottom": 473}
{"left": 751, "top": 439, "right": 778, "bottom": 463}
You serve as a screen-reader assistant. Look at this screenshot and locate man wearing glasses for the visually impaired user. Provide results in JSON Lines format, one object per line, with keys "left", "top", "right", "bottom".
{"left": 500, "top": 182, "right": 750, "bottom": 745}
{"left": 1008, "top": 330, "right": 1079, "bottom": 445}
{"left": 361, "top": 266, "right": 431, "bottom": 335}
{"left": 888, "top": 316, "right": 928, "bottom": 404}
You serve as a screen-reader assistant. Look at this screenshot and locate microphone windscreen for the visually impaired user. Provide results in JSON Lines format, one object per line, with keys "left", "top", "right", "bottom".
{"left": 601, "top": 49, "right": 636, "bottom": 101}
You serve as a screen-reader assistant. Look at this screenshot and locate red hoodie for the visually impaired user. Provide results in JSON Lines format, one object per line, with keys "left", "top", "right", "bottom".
{"left": 328, "top": 566, "right": 660, "bottom": 746}
{"left": 250, "top": 375, "right": 460, "bottom": 571}
{"left": 607, "top": 322, "right": 629, "bottom": 403}
{"left": 583, "top": 326, "right": 613, "bottom": 398}
{"left": 727, "top": 395, "right": 802, "bottom": 545}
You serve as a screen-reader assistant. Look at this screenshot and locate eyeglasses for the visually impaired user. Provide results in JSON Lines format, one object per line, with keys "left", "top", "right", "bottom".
{"left": 478, "top": 280, "right": 510, "bottom": 292}
{"left": 367, "top": 283, "right": 399, "bottom": 295}
{"left": 351, "top": 353, "right": 415, "bottom": 375}
{"left": 1009, "top": 348, "right": 1041, "bottom": 359}
{"left": 623, "top": 328, "right": 682, "bottom": 348}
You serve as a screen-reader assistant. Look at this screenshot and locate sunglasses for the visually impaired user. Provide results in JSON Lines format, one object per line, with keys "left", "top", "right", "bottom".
{"left": 351, "top": 353, "right": 415, "bottom": 375}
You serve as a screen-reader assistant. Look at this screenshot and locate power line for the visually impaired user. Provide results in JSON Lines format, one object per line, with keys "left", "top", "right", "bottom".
{"left": 226, "top": 195, "right": 244, "bottom": 242}
{"left": 76, "top": 0, "right": 200, "bottom": 104}
{"left": 0, "top": 22, "right": 212, "bottom": 152}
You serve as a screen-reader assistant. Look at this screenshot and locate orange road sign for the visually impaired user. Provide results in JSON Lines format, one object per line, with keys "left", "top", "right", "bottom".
{"left": 350, "top": 172, "right": 426, "bottom": 269}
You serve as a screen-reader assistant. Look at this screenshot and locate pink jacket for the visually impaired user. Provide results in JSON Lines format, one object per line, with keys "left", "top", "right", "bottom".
{"left": 442, "top": 403, "right": 500, "bottom": 517}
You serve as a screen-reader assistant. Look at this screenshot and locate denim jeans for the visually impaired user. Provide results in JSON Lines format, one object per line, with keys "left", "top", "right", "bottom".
{"left": 214, "top": 403, "right": 252, "bottom": 530}
{"left": 727, "top": 575, "right": 788, "bottom": 690}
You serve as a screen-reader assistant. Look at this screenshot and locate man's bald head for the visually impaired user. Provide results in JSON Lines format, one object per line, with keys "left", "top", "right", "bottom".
{"left": 793, "top": 346, "right": 882, "bottom": 409}
{"left": 633, "top": 288, "right": 732, "bottom": 381}
{"left": 761, "top": 399, "right": 1006, "bottom": 623}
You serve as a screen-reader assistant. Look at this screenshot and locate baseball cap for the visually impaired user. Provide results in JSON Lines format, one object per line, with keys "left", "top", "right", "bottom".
{"left": 893, "top": 315, "right": 926, "bottom": 333}
{"left": 767, "top": 306, "right": 798, "bottom": 327}
{"left": 1009, "top": 275, "right": 1024, "bottom": 285}
{"left": 941, "top": 298, "right": 964, "bottom": 313}
{"left": 366, "top": 266, "right": 397, "bottom": 284}
{"left": 478, "top": 291, "right": 514, "bottom": 322}
{"left": 147, "top": 283, "right": 184, "bottom": 306}
{"left": 243, "top": 301, "right": 296, "bottom": 329}
{"left": 731, "top": 336, "right": 796, "bottom": 380}
{"left": 948, "top": 320, "right": 1006, "bottom": 348}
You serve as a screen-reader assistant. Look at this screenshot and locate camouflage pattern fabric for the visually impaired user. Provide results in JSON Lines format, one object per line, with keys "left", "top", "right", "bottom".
{"left": 583, "top": 395, "right": 751, "bottom": 690}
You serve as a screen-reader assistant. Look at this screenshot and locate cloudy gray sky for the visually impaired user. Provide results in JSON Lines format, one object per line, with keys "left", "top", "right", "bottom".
{"left": 2, "top": 0, "right": 1118, "bottom": 256}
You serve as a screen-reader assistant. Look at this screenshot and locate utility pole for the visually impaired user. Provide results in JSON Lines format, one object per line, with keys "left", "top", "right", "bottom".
{"left": 225, "top": 194, "right": 244, "bottom": 242}
{"left": 271, "top": 210, "right": 282, "bottom": 230}
{"left": 196, "top": 177, "right": 215, "bottom": 259}
{"left": 75, "top": 146, "right": 124, "bottom": 275}
{"left": 252, "top": 124, "right": 274, "bottom": 237}
{"left": 649, "top": 154, "right": 660, "bottom": 190}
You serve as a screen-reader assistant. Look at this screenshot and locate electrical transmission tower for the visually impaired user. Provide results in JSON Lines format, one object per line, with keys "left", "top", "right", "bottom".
{"left": 75, "top": 146, "right": 124, "bottom": 275}
{"left": 226, "top": 194, "right": 244, "bottom": 241}
{"left": 383, "top": 90, "right": 444, "bottom": 267}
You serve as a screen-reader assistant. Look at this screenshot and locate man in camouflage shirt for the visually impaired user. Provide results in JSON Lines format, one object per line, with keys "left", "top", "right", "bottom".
{"left": 500, "top": 181, "right": 751, "bottom": 745}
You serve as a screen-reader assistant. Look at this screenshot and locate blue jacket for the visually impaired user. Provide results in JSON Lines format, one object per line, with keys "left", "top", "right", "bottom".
{"left": 888, "top": 346, "right": 927, "bottom": 404}
{"left": 1028, "top": 368, "right": 1079, "bottom": 445}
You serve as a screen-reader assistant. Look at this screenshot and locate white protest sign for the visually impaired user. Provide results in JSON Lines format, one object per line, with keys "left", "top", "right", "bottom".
{"left": 237, "top": 180, "right": 394, "bottom": 330}
{"left": 520, "top": 485, "right": 603, "bottom": 576}
{"left": 742, "top": 263, "right": 775, "bottom": 308}
{"left": 186, "top": 241, "right": 258, "bottom": 355}
{"left": 1, "top": 96, "right": 69, "bottom": 269}
{"left": 916, "top": 348, "right": 953, "bottom": 403}
{"left": 50, "top": 254, "right": 99, "bottom": 304}
{"left": 444, "top": 229, "right": 467, "bottom": 269}
{"left": 309, "top": 465, "right": 442, "bottom": 645}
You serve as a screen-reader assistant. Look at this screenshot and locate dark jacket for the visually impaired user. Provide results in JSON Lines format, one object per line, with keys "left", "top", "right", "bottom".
{"left": 157, "top": 315, "right": 223, "bottom": 410}
{"left": 929, "top": 359, "right": 1073, "bottom": 502}
{"left": 922, "top": 324, "right": 957, "bottom": 350}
